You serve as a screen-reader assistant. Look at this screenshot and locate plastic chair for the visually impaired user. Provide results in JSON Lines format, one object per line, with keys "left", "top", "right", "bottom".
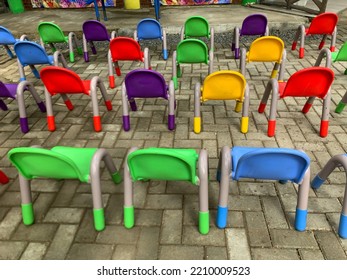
{"left": 311, "top": 154, "right": 347, "bottom": 238}
{"left": 0, "top": 170, "right": 9, "bottom": 184}
{"left": 40, "top": 66, "right": 112, "bottom": 132}
{"left": 240, "top": 36, "right": 286, "bottom": 80}
{"left": 292, "top": 12, "right": 338, "bottom": 59}
{"left": 216, "top": 146, "right": 311, "bottom": 231}
{"left": 82, "top": 20, "right": 116, "bottom": 62}
{"left": 121, "top": 69, "right": 175, "bottom": 131}
{"left": 14, "top": 41, "right": 68, "bottom": 81}
{"left": 331, "top": 41, "right": 347, "bottom": 75}
{"left": 0, "top": 26, "right": 21, "bottom": 59}
{"left": 108, "top": 37, "right": 150, "bottom": 89}
{"left": 194, "top": 70, "right": 250, "bottom": 134}
{"left": 124, "top": 147, "right": 209, "bottom": 234}
{"left": 172, "top": 39, "right": 213, "bottom": 90}
{"left": 8, "top": 146, "right": 122, "bottom": 231}
{"left": 180, "top": 16, "right": 214, "bottom": 52}
{"left": 0, "top": 81, "right": 46, "bottom": 133}
{"left": 38, "top": 22, "right": 82, "bottom": 63}
{"left": 134, "top": 18, "right": 168, "bottom": 60}
{"left": 232, "top": 14, "right": 269, "bottom": 59}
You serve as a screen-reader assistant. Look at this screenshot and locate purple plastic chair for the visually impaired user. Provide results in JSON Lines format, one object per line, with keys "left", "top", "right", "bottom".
{"left": 0, "top": 81, "right": 46, "bottom": 133}
{"left": 121, "top": 69, "right": 175, "bottom": 131}
{"left": 82, "top": 20, "right": 116, "bottom": 62}
{"left": 232, "top": 14, "right": 269, "bottom": 59}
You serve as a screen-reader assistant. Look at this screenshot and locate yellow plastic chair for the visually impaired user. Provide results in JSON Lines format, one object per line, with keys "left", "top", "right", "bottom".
{"left": 240, "top": 36, "right": 286, "bottom": 80}
{"left": 194, "top": 70, "right": 250, "bottom": 134}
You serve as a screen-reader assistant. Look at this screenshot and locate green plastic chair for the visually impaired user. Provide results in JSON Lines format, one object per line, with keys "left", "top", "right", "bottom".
{"left": 180, "top": 16, "right": 214, "bottom": 52}
{"left": 331, "top": 41, "right": 347, "bottom": 75}
{"left": 38, "top": 22, "right": 82, "bottom": 63}
{"left": 172, "top": 39, "right": 214, "bottom": 90}
{"left": 123, "top": 147, "right": 209, "bottom": 235}
{"left": 8, "top": 146, "right": 122, "bottom": 231}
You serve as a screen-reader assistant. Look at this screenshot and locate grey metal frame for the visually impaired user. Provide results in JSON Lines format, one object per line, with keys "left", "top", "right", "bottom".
{"left": 82, "top": 30, "right": 116, "bottom": 62}
{"left": 134, "top": 27, "right": 167, "bottom": 59}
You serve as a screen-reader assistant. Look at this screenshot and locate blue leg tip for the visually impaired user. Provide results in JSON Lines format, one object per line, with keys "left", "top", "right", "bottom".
{"left": 295, "top": 208, "right": 307, "bottom": 231}
{"left": 338, "top": 214, "right": 347, "bottom": 239}
{"left": 311, "top": 175, "right": 325, "bottom": 189}
{"left": 216, "top": 206, "right": 228, "bottom": 229}
{"left": 163, "top": 49, "right": 168, "bottom": 60}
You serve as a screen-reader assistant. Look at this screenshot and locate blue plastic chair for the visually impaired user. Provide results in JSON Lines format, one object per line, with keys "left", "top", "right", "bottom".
{"left": 85, "top": 0, "right": 107, "bottom": 21}
{"left": 0, "top": 26, "right": 20, "bottom": 59}
{"left": 134, "top": 18, "right": 168, "bottom": 60}
{"left": 216, "top": 146, "right": 311, "bottom": 231}
{"left": 14, "top": 41, "right": 68, "bottom": 81}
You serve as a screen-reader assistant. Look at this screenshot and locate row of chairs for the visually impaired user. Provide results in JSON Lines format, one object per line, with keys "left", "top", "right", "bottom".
{"left": 4, "top": 145, "right": 347, "bottom": 238}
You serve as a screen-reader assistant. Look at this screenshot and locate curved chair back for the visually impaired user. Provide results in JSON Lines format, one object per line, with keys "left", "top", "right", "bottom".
{"left": 0, "top": 26, "right": 16, "bottom": 45}
{"left": 14, "top": 41, "right": 51, "bottom": 66}
{"left": 82, "top": 20, "right": 110, "bottom": 41}
{"left": 332, "top": 41, "right": 347, "bottom": 62}
{"left": 184, "top": 16, "right": 210, "bottom": 38}
{"left": 282, "top": 67, "right": 334, "bottom": 99}
{"left": 38, "top": 22, "right": 66, "bottom": 43}
{"left": 127, "top": 148, "right": 198, "bottom": 184}
{"left": 248, "top": 36, "right": 284, "bottom": 62}
{"left": 307, "top": 12, "right": 338, "bottom": 35}
{"left": 233, "top": 147, "right": 310, "bottom": 183}
{"left": 201, "top": 70, "right": 246, "bottom": 101}
{"left": 177, "top": 39, "right": 208, "bottom": 64}
{"left": 110, "top": 37, "right": 143, "bottom": 61}
{"left": 125, "top": 69, "right": 167, "bottom": 99}
{"left": 40, "top": 66, "right": 87, "bottom": 95}
{"left": 0, "top": 82, "right": 16, "bottom": 99}
{"left": 240, "top": 14, "right": 267, "bottom": 36}
{"left": 137, "top": 18, "right": 162, "bottom": 40}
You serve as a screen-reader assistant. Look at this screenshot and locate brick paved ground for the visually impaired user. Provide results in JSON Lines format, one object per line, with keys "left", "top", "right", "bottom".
{"left": 1, "top": 11, "right": 347, "bottom": 260}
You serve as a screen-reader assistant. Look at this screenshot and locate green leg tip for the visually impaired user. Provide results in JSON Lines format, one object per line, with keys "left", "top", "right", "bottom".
{"left": 335, "top": 102, "right": 345, "bottom": 113}
{"left": 177, "top": 66, "right": 182, "bottom": 78}
{"left": 344, "top": 69, "right": 347, "bottom": 75}
{"left": 173, "top": 77, "right": 178, "bottom": 90}
{"left": 69, "top": 52, "right": 75, "bottom": 63}
{"left": 112, "top": 171, "right": 122, "bottom": 184}
{"left": 93, "top": 208, "right": 105, "bottom": 231}
{"left": 21, "top": 203, "right": 34, "bottom": 225}
{"left": 124, "top": 206, "right": 134, "bottom": 229}
{"left": 77, "top": 47, "right": 83, "bottom": 55}
{"left": 199, "top": 211, "right": 209, "bottom": 235}
{"left": 52, "top": 47, "right": 57, "bottom": 52}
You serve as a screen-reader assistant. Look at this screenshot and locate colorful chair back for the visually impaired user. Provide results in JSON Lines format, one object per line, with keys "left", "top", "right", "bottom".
{"left": 247, "top": 36, "right": 284, "bottom": 63}
{"left": 14, "top": 41, "right": 53, "bottom": 66}
{"left": 109, "top": 37, "right": 143, "bottom": 61}
{"left": 306, "top": 12, "right": 338, "bottom": 35}
{"left": 240, "top": 14, "right": 268, "bottom": 36}
{"left": 177, "top": 39, "right": 208, "bottom": 64}
{"left": 183, "top": 16, "right": 210, "bottom": 38}
{"left": 0, "top": 26, "right": 17, "bottom": 45}
{"left": 82, "top": 20, "right": 110, "bottom": 42}
{"left": 38, "top": 22, "right": 66, "bottom": 43}
{"left": 137, "top": 18, "right": 162, "bottom": 40}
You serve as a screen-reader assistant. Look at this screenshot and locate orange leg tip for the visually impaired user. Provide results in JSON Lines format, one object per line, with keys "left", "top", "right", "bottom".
{"left": 318, "top": 41, "right": 325, "bottom": 50}
{"left": 330, "top": 46, "right": 336, "bottom": 52}
{"left": 109, "top": 76, "right": 115, "bottom": 89}
{"left": 115, "top": 68, "right": 121, "bottom": 76}
{"left": 299, "top": 48, "right": 304, "bottom": 59}
{"left": 47, "top": 116, "right": 56, "bottom": 131}
{"left": 93, "top": 116, "right": 102, "bottom": 132}
{"left": 258, "top": 103, "right": 266, "bottom": 113}
{"left": 291, "top": 42, "right": 297, "bottom": 50}
{"left": 268, "top": 120, "right": 276, "bottom": 137}
{"left": 302, "top": 103, "right": 312, "bottom": 114}
{"left": 320, "top": 120, "right": 329, "bottom": 138}
{"left": 105, "top": 100, "right": 112, "bottom": 111}
{"left": 64, "top": 100, "right": 74, "bottom": 111}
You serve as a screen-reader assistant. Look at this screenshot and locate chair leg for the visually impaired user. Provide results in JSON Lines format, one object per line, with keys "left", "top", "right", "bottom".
{"left": 68, "top": 32, "right": 75, "bottom": 63}
{"left": 194, "top": 82, "right": 201, "bottom": 134}
{"left": 295, "top": 167, "right": 310, "bottom": 231}
{"left": 330, "top": 27, "right": 337, "bottom": 52}
{"left": 168, "top": 80, "right": 175, "bottom": 130}
{"left": 107, "top": 50, "right": 115, "bottom": 89}
{"left": 258, "top": 79, "right": 273, "bottom": 113}
{"left": 114, "top": 61, "right": 121, "bottom": 76}
{"left": 291, "top": 26, "right": 300, "bottom": 50}
{"left": 0, "top": 170, "right": 9, "bottom": 184}
{"left": 101, "top": 0, "right": 107, "bottom": 21}
{"left": 0, "top": 99, "right": 8, "bottom": 111}
{"left": 162, "top": 30, "right": 168, "bottom": 60}
{"left": 19, "top": 174, "right": 34, "bottom": 225}
{"left": 90, "top": 41, "right": 97, "bottom": 54}
{"left": 233, "top": 27, "right": 240, "bottom": 59}
{"left": 268, "top": 79, "right": 280, "bottom": 137}
{"left": 320, "top": 93, "right": 331, "bottom": 138}
{"left": 4, "top": 45, "right": 14, "bottom": 58}
{"left": 83, "top": 34, "right": 89, "bottom": 62}
{"left": 241, "top": 84, "right": 250, "bottom": 134}
{"left": 336, "top": 90, "right": 347, "bottom": 113}
{"left": 299, "top": 25, "right": 306, "bottom": 59}
{"left": 198, "top": 149, "right": 209, "bottom": 235}
{"left": 17, "top": 58, "right": 26, "bottom": 81}
{"left": 44, "top": 88, "right": 56, "bottom": 132}
{"left": 90, "top": 77, "right": 103, "bottom": 132}
{"left": 121, "top": 83, "right": 131, "bottom": 131}
{"left": 172, "top": 51, "right": 178, "bottom": 90}
{"left": 319, "top": 34, "right": 327, "bottom": 50}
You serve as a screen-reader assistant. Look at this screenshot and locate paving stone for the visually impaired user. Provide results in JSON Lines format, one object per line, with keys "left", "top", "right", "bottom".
{"left": 12, "top": 224, "right": 59, "bottom": 242}
{"left": 183, "top": 226, "right": 225, "bottom": 246}
{"left": 96, "top": 225, "right": 140, "bottom": 245}
{"left": 159, "top": 245, "right": 204, "bottom": 260}
{"left": 262, "top": 197, "right": 288, "bottom": 229}
{"left": 135, "top": 227, "right": 160, "bottom": 260}
{"left": 315, "top": 231, "right": 347, "bottom": 260}
{"left": 74, "top": 210, "right": 98, "bottom": 243}
{"left": 67, "top": 243, "right": 114, "bottom": 260}
{"left": 299, "top": 249, "right": 325, "bottom": 260}
{"left": 43, "top": 208, "right": 85, "bottom": 224}
{"left": 112, "top": 244, "right": 137, "bottom": 260}
{"left": 206, "top": 246, "right": 228, "bottom": 260}
{"left": 160, "top": 210, "right": 183, "bottom": 244}
{"left": 245, "top": 212, "right": 271, "bottom": 247}
{"left": 226, "top": 228, "right": 251, "bottom": 260}
{"left": 239, "top": 182, "right": 277, "bottom": 196}
{"left": 251, "top": 248, "right": 300, "bottom": 260}
{"left": 271, "top": 229, "right": 318, "bottom": 249}
{"left": 145, "top": 194, "right": 183, "bottom": 209}
{"left": 0, "top": 208, "right": 22, "bottom": 240}
{"left": 20, "top": 242, "right": 48, "bottom": 260}
{"left": 0, "top": 241, "right": 27, "bottom": 260}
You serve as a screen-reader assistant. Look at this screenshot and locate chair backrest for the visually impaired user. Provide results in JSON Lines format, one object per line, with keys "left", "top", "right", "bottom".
{"left": 201, "top": 70, "right": 246, "bottom": 102}
{"left": 109, "top": 37, "right": 143, "bottom": 61}
{"left": 127, "top": 148, "right": 198, "bottom": 184}
{"left": 184, "top": 16, "right": 210, "bottom": 38}
{"left": 248, "top": 36, "right": 284, "bottom": 63}
{"left": 125, "top": 69, "right": 168, "bottom": 99}
{"left": 334, "top": 41, "right": 347, "bottom": 61}
{"left": 307, "top": 12, "right": 338, "bottom": 35}
{"left": 8, "top": 147, "right": 84, "bottom": 181}
{"left": 282, "top": 67, "right": 334, "bottom": 99}
{"left": 240, "top": 14, "right": 268, "bottom": 36}
{"left": 82, "top": 20, "right": 110, "bottom": 41}
{"left": 40, "top": 66, "right": 88, "bottom": 95}
{"left": 0, "top": 26, "right": 16, "bottom": 45}
{"left": 177, "top": 39, "right": 209, "bottom": 64}
{"left": 38, "top": 22, "right": 66, "bottom": 43}
{"left": 137, "top": 18, "right": 162, "bottom": 40}
{"left": 233, "top": 147, "right": 310, "bottom": 183}
{"left": 14, "top": 41, "right": 51, "bottom": 66}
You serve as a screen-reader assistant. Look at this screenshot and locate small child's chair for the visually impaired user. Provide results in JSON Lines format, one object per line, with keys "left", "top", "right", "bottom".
{"left": 85, "top": 0, "right": 107, "bottom": 21}
{"left": 82, "top": 20, "right": 116, "bottom": 62}
{"left": 194, "top": 70, "right": 250, "bottom": 134}
{"left": 134, "top": 18, "right": 168, "bottom": 60}
{"left": 38, "top": 22, "right": 82, "bottom": 63}
{"left": 124, "top": 147, "right": 209, "bottom": 234}
{"left": 108, "top": 37, "right": 150, "bottom": 89}
{"left": 311, "top": 154, "right": 347, "bottom": 238}
{"left": 291, "top": 12, "right": 338, "bottom": 59}
{"left": 216, "top": 146, "right": 311, "bottom": 231}
{"left": 40, "top": 66, "right": 112, "bottom": 132}
{"left": 172, "top": 39, "right": 213, "bottom": 90}
{"left": 232, "top": 14, "right": 269, "bottom": 59}
{"left": 0, "top": 170, "right": 9, "bottom": 184}
{"left": 121, "top": 69, "right": 175, "bottom": 131}
{"left": 14, "top": 41, "right": 68, "bottom": 81}
{"left": 0, "top": 26, "right": 25, "bottom": 59}
{"left": 180, "top": 16, "right": 214, "bottom": 51}
{"left": 0, "top": 81, "right": 46, "bottom": 133}
{"left": 240, "top": 36, "right": 286, "bottom": 80}
{"left": 8, "top": 146, "right": 122, "bottom": 231}
{"left": 331, "top": 41, "right": 347, "bottom": 75}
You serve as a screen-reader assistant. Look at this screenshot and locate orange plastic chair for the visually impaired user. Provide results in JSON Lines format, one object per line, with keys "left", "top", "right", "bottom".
{"left": 292, "top": 12, "right": 338, "bottom": 59}
{"left": 40, "top": 66, "right": 112, "bottom": 132}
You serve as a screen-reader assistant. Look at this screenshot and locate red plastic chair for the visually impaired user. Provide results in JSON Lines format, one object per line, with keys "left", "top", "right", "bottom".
{"left": 0, "top": 170, "right": 9, "bottom": 184}
{"left": 40, "top": 66, "right": 112, "bottom": 132}
{"left": 292, "top": 12, "right": 338, "bottom": 59}
{"left": 258, "top": 67, "right": 334, "bottom": 138}
{"left": 107, "top": 37, "right": 150, "bottom": 89}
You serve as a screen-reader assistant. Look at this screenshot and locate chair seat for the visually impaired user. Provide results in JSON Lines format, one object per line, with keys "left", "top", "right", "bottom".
{"left": 0, "top": 83, "right": 17, "bottom": 99}
{"left": 82, "top": 80, "right": 91, "bottom": 94}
